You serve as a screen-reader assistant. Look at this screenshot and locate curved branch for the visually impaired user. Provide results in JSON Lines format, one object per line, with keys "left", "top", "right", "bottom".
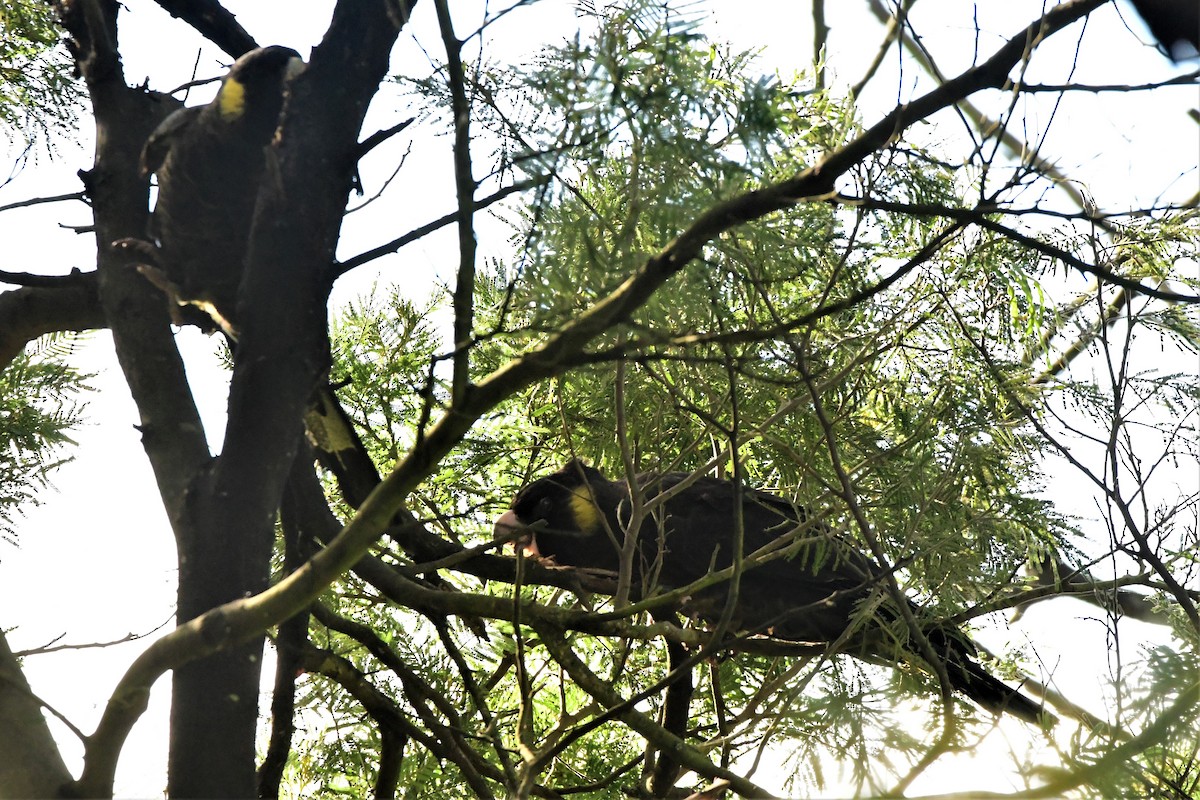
{"left": 308, "top": 605, "right": 504, "bottom": 798}
{"left": 0, "top": 277, "right": 105, "bottom": 370}
{"left": 1006, "top": 558, "right": 1193, "bottom": 627}
{"left": 149, "top": 0, "right": 258, "bottom": 58}
{"left": 534, "top": 620, "right": 777, "bottom": 798}
{"left": 835, "top": 195, "right": 1200, "bottom": 303}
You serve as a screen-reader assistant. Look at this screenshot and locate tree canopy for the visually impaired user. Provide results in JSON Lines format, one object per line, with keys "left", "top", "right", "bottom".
{"left": 0, "top": 1, "right": 1198, "bottom": 798}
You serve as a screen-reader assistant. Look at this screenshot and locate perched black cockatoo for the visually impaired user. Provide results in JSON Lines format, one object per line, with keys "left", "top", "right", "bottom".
{"left": 1128, "top": 0, "right": 1200, "bottom": 61}
{"left": 138, "top": 45, "right": 305, "bottom": 333}
{"left": 495, "top": 461, "right": 1047, "bottom": 724}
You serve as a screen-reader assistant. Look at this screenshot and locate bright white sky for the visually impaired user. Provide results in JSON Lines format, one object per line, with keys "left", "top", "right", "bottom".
{"left": 0, "top": 1, "right": 1196, "bottom": 797}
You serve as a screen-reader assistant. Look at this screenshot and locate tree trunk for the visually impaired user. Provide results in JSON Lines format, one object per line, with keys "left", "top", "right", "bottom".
{"left": 0, "top": 630, "right": 71, "bottom": 798}
{"left": 169, "top": 466, "right": 278, "bottom": 797}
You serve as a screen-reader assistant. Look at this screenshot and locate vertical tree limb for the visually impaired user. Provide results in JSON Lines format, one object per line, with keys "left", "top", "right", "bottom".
{"left": 433, "top": 0, "right": 480, "bottom": 403}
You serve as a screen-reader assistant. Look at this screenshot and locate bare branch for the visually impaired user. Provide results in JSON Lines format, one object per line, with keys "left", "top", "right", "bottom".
{"left": 0, "top": 268, "right": 90, "bottom": 288}
{"left": 356, "top": 116, "right": 416, "bottom": 159}
{"left": 0, "top": 275, "right": 105, "bottom": 370}
{"left": 13, "top": 618, "right": 171, "bottom": 657}
{"left": 834, "top": 194, "right": 1200, "bottom": 303}
{"left": 850, "top": 0, "right": 913, "bottom": 98}
{"left": 1017, "top": 71, "right": 1200, "bottom": 92}
{"left": 812, "top": 0, "right": 829, "bottom": 89}
{"left": 861, "top": 0, "right": 1109, "bottom": 223}
{"left": 0, "top": 191, "right": 86, "bottom": 214}
{"left": 334, "top": 175, "right": 548, "bottom": 276}
{"left": 148, "top": 0, "right": 258, "bottom": 59}
{"left": 433, "top": 0, "right": 480, "bottom": 404}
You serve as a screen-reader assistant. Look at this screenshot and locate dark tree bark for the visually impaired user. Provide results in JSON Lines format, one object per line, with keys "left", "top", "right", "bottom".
{"left": 165, "top": 1, "right": 414, "bottom": 794}
{"left": 0, "top": 273, "right": 104, "bottom": 369}
{"left": 43, "top": 0, "right": 414, "bottom": 795}
{"left": 0, "top": 630, "right": 72, "bottom": 798}
{"left": 646, "top": 634, "right": 695, "bottom": 797}
{"left": 256, "top": 455, "right": 317, "bottom": 799}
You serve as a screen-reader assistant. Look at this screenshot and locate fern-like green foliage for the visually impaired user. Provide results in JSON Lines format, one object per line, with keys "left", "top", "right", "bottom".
{"left": 0, "top": 337, "right": 90, "bottom": 545}
{"left": 0, "top": 0, "right": 83, "bottom": 155}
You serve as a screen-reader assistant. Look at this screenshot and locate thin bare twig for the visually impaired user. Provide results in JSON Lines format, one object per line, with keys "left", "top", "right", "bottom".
{"left": 434, "top": 0, "right": 479, "bottom": 404}
{"left": 356, "top": 116, "right": 416, "bottom": 159}
{"left": 333, "top": 176, "right": 547, "bottom": 276}
{"left": 0, "top": 191, "right": 86, "bottom": 214}
{"left": 13, "top": 617, "right": 172, "bottom": 657}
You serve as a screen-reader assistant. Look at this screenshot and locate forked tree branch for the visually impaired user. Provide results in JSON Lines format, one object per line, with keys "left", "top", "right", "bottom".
{"left": 534, "top": 620, "right": 777, "bottom": 798}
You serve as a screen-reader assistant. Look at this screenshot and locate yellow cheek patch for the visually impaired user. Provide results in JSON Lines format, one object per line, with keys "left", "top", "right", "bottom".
{"left": 218, "top": 78, "right": 246, "bottom": 120}
{"left": 568, "top": 487, "right": 601, "bottom": 532}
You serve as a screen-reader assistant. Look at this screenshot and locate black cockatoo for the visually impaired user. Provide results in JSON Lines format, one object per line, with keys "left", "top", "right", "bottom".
{"left": 1128, "top": 0, "right": 1200, "bottom": 61}
{"left": 128, "top": 45, "right": 385, "bottom": 528}
{"left": 495, "top": 460, "right": 1047, "bottom": 724}
{"left": 137, "top": 45, "right": 305, "bottom": 333}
